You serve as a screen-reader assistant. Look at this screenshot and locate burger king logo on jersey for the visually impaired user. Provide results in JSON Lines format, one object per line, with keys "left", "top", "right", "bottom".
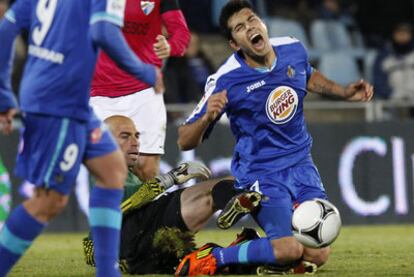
{"left": 266, "top": 86, "right": 299, "bottom": 124}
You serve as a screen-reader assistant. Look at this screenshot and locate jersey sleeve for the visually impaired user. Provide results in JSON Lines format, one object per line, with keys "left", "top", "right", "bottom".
{"left": 306, "top": 63, "right": 314, "bottom": 81}
{"left": 5, "top": 0, "right": 31, "bottom": 30}
{"left": 90, "top": 0, "right": 126, "bottom": 27}
{"left": 184, "top": 74, "right": 226, "bottom": 140}
{"left": 161, "top": 10, "right": 190, "bottom": 57}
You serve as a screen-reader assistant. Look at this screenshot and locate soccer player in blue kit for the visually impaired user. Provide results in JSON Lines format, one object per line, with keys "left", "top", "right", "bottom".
{"left": 0, "top": 0, "right": 163, "bottom": 276}
{"left": 175, "top": 0, "right": 374, "bottom": 276}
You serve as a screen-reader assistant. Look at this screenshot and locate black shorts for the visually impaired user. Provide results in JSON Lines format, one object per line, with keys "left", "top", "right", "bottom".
{"left": 120, "top": 189, "right": 188, "bottom": 274}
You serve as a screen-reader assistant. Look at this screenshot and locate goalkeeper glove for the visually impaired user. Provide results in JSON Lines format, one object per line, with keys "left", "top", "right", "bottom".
{"left": 121, "top": 161, "right": 211, "bottom": 214}
{"left": 155, "top": 161, "right": 212, "bottom": 189}
{"left": 121, "top": 179, "right": 165, "bottom": 213}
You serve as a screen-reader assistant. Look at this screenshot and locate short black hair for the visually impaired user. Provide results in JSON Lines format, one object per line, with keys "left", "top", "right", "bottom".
{"left": 219, "top": 0, "right": 254, "bottom": 40}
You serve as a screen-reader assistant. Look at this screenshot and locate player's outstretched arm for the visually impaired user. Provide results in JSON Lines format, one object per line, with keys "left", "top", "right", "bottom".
{"left": 90, "top": 21, "right": 164, "bottom": 92}
{"left": 307, "top": 70, "right": 374, "bottom": 102}
{"left": 121, "top": 161, "right": 211, "bottom": 213}
{"left": 0, "top": 19, "right": 20, "bottom": 134}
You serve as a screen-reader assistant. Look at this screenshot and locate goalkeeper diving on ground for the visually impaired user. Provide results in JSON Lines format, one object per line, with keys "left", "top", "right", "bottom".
{"left": 82, "top": 115, "right": 262, "bottom": 274}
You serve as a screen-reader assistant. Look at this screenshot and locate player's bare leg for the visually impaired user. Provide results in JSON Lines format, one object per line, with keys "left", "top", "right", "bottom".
{"left": 23, "top": 188, "right": 69, "bottom": 223}
{"left": 84, "top": 150, "right": 127, "bottom": 277}
{"left": 303, "top": 246, "right": 330, "bottom": 267}
{"left": 85, "top": 150, "right": 126, "bottom": 190}
{"left": 134, "top": 154, "right": 160, "bottom": 181}
{"left": 180, "top": 179, "right": 218, "bottom": 232}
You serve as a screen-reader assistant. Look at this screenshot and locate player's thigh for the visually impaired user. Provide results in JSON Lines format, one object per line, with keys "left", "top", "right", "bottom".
{"left": 252, "top": 184, "right": 294, "bottom": 240}
{"left": 23, "top": 188, "right": 69, "bottom": 221}
{"left": 292, "top": 162, "right": 327, "bottom": 203}
{"left": 180, "top": 179, "right": 221, "bottom": 231}
{"left": 83, "top": 113, "right": 126, "bottom": 189}
{"left": 15, "top": 113, "right": 86, "bottom": 195}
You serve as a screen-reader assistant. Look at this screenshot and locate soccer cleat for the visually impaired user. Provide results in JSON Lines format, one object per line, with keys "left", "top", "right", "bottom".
{"left": 174, "top": 243, "right": 219, "bottom": 277}
{"left": 256, "top": 261, "right": 318, "bottom": 275}
{"left": 228, "top": 227, "right": 261, "bottom": 247}
{"left": 217, "top": 191, "right": 262, "bottom": 229}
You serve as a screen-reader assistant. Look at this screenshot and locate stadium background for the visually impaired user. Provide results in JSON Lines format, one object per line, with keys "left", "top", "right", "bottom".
{"left": 2, "top": 0, "right": 414, "bottom": 232}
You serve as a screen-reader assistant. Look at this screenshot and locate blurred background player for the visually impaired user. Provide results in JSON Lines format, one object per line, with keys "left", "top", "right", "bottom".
{"left": 176, "top": 0, "right": 373, "bottom": 275}
{"left": 90, "top": 0, "right": 191, "bottom": 181}
{"left": 0, "top": 0, "right": 163, "bottom": 276}
{"left": 82, "top": 115, "right": 260, "bottom": 274}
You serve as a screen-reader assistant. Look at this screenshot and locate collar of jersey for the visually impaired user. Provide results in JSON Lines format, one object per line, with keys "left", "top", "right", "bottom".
{"left": 254, "top": 57, "right": 277, "bottom": 73}
{"left": 235, "top": 50, "right": 277, "bottom": 73}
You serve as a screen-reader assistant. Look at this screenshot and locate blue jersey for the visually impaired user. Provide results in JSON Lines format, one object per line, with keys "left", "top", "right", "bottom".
{"left": 185, "top": 37, "right": 314, "bottom": 188}
{"left": 4, "top": 0, "right": 126, "bottom": 120}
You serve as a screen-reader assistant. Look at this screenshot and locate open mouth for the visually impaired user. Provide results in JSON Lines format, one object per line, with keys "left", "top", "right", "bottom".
{"left": 250, "top": 33, "right": 264, "bottom": 49}
{"left": 128, "top": 152, "right": 139, "bottom": 159}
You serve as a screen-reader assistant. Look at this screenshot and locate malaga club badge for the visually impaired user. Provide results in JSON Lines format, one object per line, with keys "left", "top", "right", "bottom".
{"left": 141, "top": 0, "right": 155, "bottom": 15}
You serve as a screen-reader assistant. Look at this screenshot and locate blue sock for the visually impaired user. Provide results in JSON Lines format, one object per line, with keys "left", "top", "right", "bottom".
{"left": 0, "top": 205, "right": 46, "bottom": 277}
{"left": 212, "top": 238, "right": 276, "bottom": 267}
{"left": 89, "top": 186, "right": 123, "bottom": 277}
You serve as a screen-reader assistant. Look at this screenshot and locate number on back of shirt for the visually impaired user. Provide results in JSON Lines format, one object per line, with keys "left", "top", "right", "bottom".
{"left": 32, "top": 0, "right": 58, "bottom": 46}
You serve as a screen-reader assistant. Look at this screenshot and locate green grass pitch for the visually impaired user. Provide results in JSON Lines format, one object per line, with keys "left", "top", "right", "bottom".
{"left": 8, "top": 225, "right": 414, "bottom": 276}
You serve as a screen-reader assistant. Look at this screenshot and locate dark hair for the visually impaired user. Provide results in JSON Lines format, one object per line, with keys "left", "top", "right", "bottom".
{"left": 219, "top": 0, "right": 254, "bottom": 40}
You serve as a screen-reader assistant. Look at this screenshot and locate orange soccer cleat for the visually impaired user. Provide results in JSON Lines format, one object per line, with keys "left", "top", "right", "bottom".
{"left": 175, "top": 243, "right": 219, "bottom": 276}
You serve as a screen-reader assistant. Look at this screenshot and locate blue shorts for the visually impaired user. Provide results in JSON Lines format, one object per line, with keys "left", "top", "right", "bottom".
{"left": 246, "top": 157, "right": 327, "bottom": 240}
{"left": 15, "top": 112, "right": 118, "bottom": 195}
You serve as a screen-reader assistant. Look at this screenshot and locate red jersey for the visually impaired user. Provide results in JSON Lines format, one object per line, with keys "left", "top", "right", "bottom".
{"left": 91, "top": 0, "right": 190, "bottom": 97}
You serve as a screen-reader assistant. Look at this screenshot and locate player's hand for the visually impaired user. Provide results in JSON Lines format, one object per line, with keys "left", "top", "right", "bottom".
{"left": 169, "top": 161, "right": 212, "bottom": 184}
{"left": 344, "top": 79, "right": 374, "bottom": 102}
{"left": 0, "top": 108, "right": 16, "bottom": 135}
{"left": 82, "top": 237, "right": 96, "bottom": 267}
{"left": 156, "top": 161, "right": 212, "bottom": 188}
{"left": 121, "top": 180, "right": 166, "bottom": 214}
{"left": 154, "top": 67, "right": 165, "bottom": 94}
{"left": 203, "top": 90, "right": 227, "bottom": 123}
{"left": 153, "top": 35, "right": 171, "bottom": 59}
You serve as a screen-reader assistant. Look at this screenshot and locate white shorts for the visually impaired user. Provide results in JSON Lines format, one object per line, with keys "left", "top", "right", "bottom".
{"left": 90, "top": 87, "right": 166, "bottom": 154}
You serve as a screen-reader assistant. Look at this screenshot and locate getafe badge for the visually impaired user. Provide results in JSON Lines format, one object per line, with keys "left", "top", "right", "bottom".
{"left": 141, "top": 0, "right": 155, "bottom": 15}
{"left": 287, "top": 65, "right": 295, "bottom": 78}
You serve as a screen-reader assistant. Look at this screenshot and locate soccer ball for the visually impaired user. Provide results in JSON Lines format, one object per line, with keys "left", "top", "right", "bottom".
{"left": 292, "top": 198, "right": 341, "bottom": 248}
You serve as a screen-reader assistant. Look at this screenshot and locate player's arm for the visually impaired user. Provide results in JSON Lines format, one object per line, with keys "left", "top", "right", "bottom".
{"left": 121, "top": 161, "right": 211, "bottom": 213}
{"left": 177, "top": 90, "right": 227, "bottom": 151}
{"left": 307, "top": 70, "right": 374, "bottom": 102}
{"left": 90, "top": 22, "right": 158, "bottom": 86}
{"left": 90, "top": 0, "right": 163, "bottom": 92}
{"left": 159, "top": 0, "right": 190, "bottom": 57}
{"left": 0, "top": 7, "right": 26, "bottom": 134}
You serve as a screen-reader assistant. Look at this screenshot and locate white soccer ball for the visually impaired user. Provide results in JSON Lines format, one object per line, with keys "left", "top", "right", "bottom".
{"left": 292, "top": 198, "right": 341, "bottom": 248}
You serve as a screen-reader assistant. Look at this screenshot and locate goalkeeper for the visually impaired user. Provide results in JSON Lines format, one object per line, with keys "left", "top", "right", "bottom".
{"left": 83, "top": 115, "right": 261, "bottom": 274}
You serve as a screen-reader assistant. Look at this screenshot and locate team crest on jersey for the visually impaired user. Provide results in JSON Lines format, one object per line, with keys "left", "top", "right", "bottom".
{"left": 287, "top": 65, "right": 295, "bottom": 78}
{"left": 141, "top": 0, "right": 155, "bottom": 15}
{"left": 90, "top": 128, "right": 103, "bottom": 144}
{"left": 266, "top": 86, "right": 299, "bottom": 124}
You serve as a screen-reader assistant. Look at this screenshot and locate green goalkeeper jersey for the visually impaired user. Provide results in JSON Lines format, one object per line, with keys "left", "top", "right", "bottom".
{"left": 123, "top": 170, "right": 143, "bottom": 201}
